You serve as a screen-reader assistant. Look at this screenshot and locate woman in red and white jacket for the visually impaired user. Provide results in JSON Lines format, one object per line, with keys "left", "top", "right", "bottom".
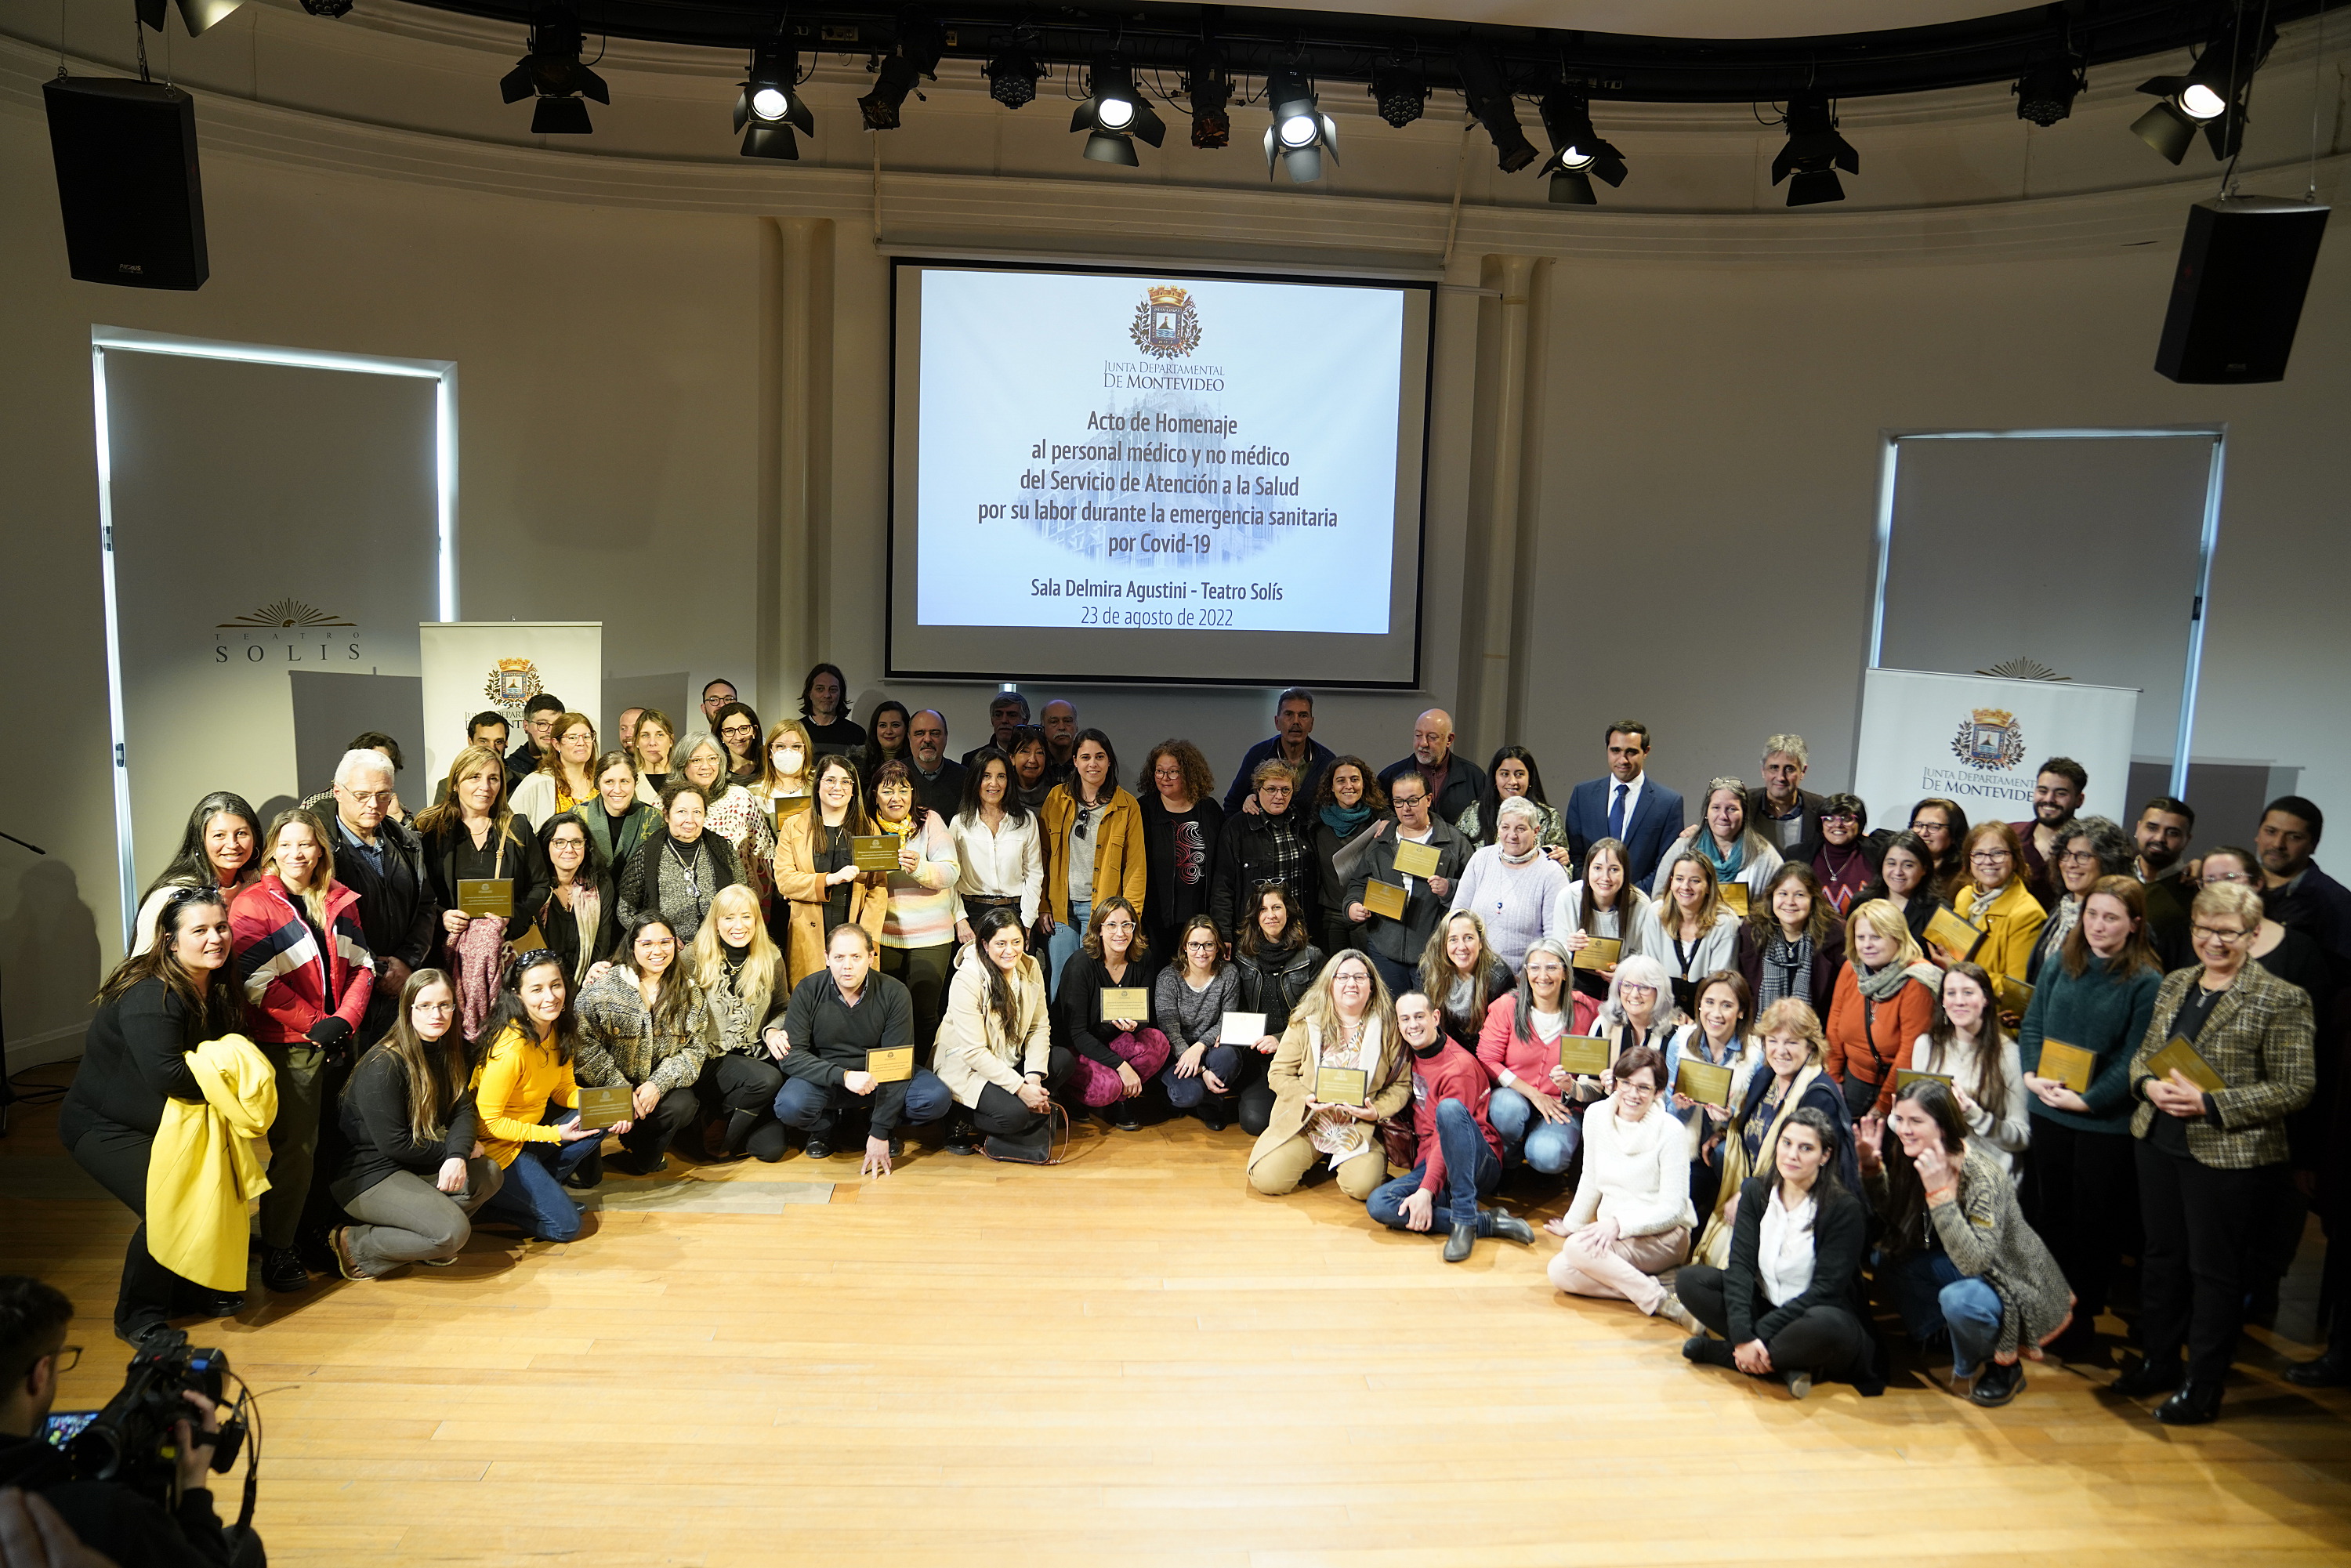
{"left": 230, "top": 806, "right": 374, "bottom": 1292}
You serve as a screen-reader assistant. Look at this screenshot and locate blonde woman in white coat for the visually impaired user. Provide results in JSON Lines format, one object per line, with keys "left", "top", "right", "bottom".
{"left": 1545, "top": 1044, "right": 1698, "bottom": 1318}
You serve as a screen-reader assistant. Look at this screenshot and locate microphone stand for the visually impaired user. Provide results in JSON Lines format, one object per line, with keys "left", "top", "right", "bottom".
{"left": 0, "top": 827, "right": 49, "bottom": 1135}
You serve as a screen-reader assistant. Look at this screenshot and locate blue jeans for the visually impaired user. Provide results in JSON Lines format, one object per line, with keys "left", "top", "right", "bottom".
{"left": 772, "top": 1069, "right": 952, "bottom": 1138}
{"left": 1046, "top": 898, "right": 1090, "bottom": 1000}
{"left": 1487, "top": 1086, "right": 1579, "bottom": 1175}
{"left": 480, "top": 1110, "right": 601, "bottom": 1242}
{"left": 1367, "top": 951, "right": 1418, "bottom": 1000}
{"left": 1878, "top": 1248, "right": 2005, "bottom": 1377}
{"left": 1368, "top": 1099, "right": 1502, "bottom": 1233}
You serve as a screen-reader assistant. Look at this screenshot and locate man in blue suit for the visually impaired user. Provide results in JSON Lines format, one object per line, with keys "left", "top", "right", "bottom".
{"left": 1563, "top": 719, "right": 1686, "bottom": 892}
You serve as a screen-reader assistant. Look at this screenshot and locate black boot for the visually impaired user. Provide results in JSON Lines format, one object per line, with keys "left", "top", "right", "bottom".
{"left": 2112, "top": 1355, "right": 2185, "bottom": 1400}
{"left": 1682, "top": 1335, "right": 1736, "bottom": 1368}
{"left": 259, "top": 1245, "right": 312, "bottom": 1294}
{"left": 1443, "top": 1222, "right": 1476, "bottom": 1263}
{"left": 712, "top": 1109, "right": 760, "bottom": 1161}
{"left": 2288, "top": 1303, "right": 2351, "bottom": 1388}
{"left": 1199, "top": 1095, "right": 1230, "bottom": 1132}
{"left": 1971, "top": 1360, "right": 2024, "bottom": 1407}
{"left": 2155, "top": 1380, "right": 2225, "bottom": 1425}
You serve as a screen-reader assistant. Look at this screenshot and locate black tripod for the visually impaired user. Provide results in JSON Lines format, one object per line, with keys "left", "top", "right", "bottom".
{"left": 0, "top": 825, "right": 50, "bottom": 1135}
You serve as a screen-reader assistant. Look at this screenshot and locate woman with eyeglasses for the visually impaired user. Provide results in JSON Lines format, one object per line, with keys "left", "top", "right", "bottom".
{"left": 617, "top": 777, "right": 745, "bottom": 950}
{"left": 1951, "top": 821, "right": 2047, "bottom": 1001}
{"left": 1736, "top": 864, "right": 1848, "bottom": 1022}
{"left": 509, "top": 712, "right": 600, "bottom": 828}
{"left": 1655, "top": 777, "right": 1785, "bottom": 904}
{"left": 710, "top": 702, "right": 765, "bottom": 788}
{"left": 1549, "top": 837, "right": 1650, "bottom": 1005}
{"left": 1155, "top": 914, "right": 1242, "bottom": 1127}
{"left": 1476, "top": 937, "right": 1602, "bottom": 1175}
{"left": 1138, "top": 739, "right": 1225, "bottom": 965}
{"left": 675, "top": 734, "right": 776, "bottom": 920}
{"left": 61, "top": 885, "right": 248, "bottom": 1342}
{"left": 229, "top": 806, "right": 377, "bottom": 1294}
{"left": 1809, "top": 795, "right": 1881, "bottom": 916}
{"left": 1907, "top": 798, "right": 1973, "bottom": 904}
{"left": 1245, "top": 951, "right": 1411, "bottom": 1202}
{"left": 535, "top": 809, "right": 623, "bottom": 995}
{"left": 2015, "top": 875, "right": 2164, "bottom": 1363}
{"left": 131, "top": 791, "right": 263, "bottom": 956}
{"left": 1545, "top": 1045, "right": 1699, "bottom": 1320}
{"left": 773, "top": 755, "right": 886, "bottom": 988}
{"left": 1210, "top": 759, "right": 1319, "bottom": 969}
{"left": 1052, "top": 896, "right": 1168, "bottom": 1132}
{"left": 869, "top": 759, "right": 962, "bottom": 1058}
{"left": 2197, "top": 847, "right": 2332, "bottom": 1004}
{"left": 2112, "top": 880, "right": 2318, "bottom": 1423}
{"left": 2027, "top": 817, "right": 2136, "bottom": 985}
{"left": 328, "top": 969, "right": 503, "bottom": 1279}
{"left": 1348, "top": 766, "right": 1473, "bottom": 999}
{"left": 1042, "top": 730, "right": 1147, "bottom": 1000}
{"left": 473, "top": 950, "right": 619, "bottom": 1239}
{"left": 574, "top": 912, "right": 715, "bottom": 1177}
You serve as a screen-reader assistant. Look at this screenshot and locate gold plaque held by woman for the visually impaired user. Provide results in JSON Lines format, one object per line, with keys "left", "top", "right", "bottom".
{"left": 850, "top": 834, "right": 903, "bottom": 871}
{"left": 1558, "top": 1034, "right": 1612, "bottom": 1076}
{"left": 2035, "top": 1039, "right": 2096, "bottom": 1092}
{"left": 1313, "top": 1066, "right": 1368, "bottom": 1106}
{"left": 1675, "top": 1059, "right": 1733, "bottom": 1108}
{"left": 1573, "top": 937, "right": 1621, "bottom": 971}
{"left": 1362, "top": 879, "right": 1408, "bottom": 921}
{"left": 457, "top": 878, "right": 513, "bottom": 918}
{"left": 1391, "top": 839, "right": 1441, "bottom": 879}
{"left": 1099, "top": 988, "right": 1151, "bottom": 1021}
{"left": 577, "top": 1085, "right": 632, "bottom": 1129}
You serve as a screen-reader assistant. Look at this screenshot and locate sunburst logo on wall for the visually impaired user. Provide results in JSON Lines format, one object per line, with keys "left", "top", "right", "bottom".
{"left": 216, "top": 597, "right": 357, "bottom": 628}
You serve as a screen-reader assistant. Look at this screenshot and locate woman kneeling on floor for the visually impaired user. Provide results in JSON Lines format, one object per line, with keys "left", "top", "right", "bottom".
{"left": 1859, "top": 1077, "right": 2074, "bottom": 1407}
{"left": 1675, "top": 1107, "right": 1884, "bottom": 1399}
{"left": 1246, "top": 951, "right": 1411, "bottom": 1202}
{"left": 1545, "top": 1045, "right": 1696, "bottom": 1319}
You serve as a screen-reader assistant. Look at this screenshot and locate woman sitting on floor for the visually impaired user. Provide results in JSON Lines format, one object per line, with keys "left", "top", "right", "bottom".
{"left": 1245, "top": 951, "right": 1411, "bottom": 1202}
{"left": 1545, "top": 1045, "right": 1697, "bottom": 1322}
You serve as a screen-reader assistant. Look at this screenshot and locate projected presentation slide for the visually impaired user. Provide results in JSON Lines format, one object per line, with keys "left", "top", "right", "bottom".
{"left": 889, "top": 262, "right": 1430, "bottom": 687}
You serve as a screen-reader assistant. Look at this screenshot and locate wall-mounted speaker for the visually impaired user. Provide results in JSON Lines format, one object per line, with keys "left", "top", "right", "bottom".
{"left": 42, "top": 77, "right": 209, "bottom": 291}
{"left": 2155, "top": 195, "right": 2330, "bottom": 384}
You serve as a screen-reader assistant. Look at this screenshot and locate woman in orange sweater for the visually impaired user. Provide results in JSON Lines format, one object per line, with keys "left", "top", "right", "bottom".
{"left": 473, "top": 950, "right": 626, "bottom": 1242}
{"left": 1824, "top": 900, "right": 1940, "bottom": 1120}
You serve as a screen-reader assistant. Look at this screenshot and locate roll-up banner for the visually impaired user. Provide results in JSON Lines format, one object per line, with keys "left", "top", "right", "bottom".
{"left": 418, "top": 624, "right": 602, "bottom": 788}
{"left": 1852, "top": 668, "right": 2139, "bottom": 827}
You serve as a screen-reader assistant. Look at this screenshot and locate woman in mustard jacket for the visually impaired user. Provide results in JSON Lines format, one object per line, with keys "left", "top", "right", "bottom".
{"left": 1952, "top": 822, "right": 2047, "bottom": 1009}
{"left": 771, "top": 755, "right": 889, "bottom": 990}
{"left": 1039, "top": 729, "right": 1147, "bottom": 997}
{"left": 1246, "top": 951, "right": 1413, "bottom": 1201}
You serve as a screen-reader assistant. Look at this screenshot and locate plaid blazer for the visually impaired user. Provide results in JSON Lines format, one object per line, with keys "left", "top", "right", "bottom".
{"left": 2128, "top": 963, "right": 2315, "bottom": 1169}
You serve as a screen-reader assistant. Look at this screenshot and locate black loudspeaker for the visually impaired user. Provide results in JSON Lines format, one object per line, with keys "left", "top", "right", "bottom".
{"left": 42, "top": 77, "right": 208, "bottom": 291}
{"left": 2155, "top": 196, "right": 2330, "bottom": 384}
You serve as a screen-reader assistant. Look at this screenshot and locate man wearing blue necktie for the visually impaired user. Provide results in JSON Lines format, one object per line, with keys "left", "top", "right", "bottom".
{"left": 1565, "top": 719, "right": 1686, "bottom": 893}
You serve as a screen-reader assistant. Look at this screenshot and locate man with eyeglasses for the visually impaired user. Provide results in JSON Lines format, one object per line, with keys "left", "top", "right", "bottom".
{"left": 1344, "top": 772, "right": 1469, "bottom": 998}
{"left": 506, "top": 693, "right": 566, "bottom": 780}
{"left": 2009, "top": 756, "right": 2087, "bottom": 909}
{"left": 1377, "top": 708, "right": 1488, "bottom": 828}
{"left": 331, "top": 748, "right": 438, "bottom": 1046}
{"left": 0, "top": 1276, "right": 250, "bottom": 1567}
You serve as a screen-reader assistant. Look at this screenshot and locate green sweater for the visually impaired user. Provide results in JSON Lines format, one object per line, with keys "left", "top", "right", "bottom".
{"left": 2016, "top": 952, "right": 2163, "bottom": 1135}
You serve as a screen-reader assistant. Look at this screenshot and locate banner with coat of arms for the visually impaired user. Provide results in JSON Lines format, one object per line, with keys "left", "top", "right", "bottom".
{"left": 418, "top": 623, "right": 603, "bottom": 787}
{"left": 1851, "top": 668, "right": 2137, "bottom": 827}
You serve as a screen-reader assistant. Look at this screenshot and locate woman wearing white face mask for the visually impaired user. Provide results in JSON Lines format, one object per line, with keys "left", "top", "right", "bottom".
{"left": 755, "top": 720, "right": 816, "bottom": 814}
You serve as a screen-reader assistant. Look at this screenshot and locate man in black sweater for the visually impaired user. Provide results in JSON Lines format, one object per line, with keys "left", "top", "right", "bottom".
{"left": 905, "top": 710, "right": 968, "bottom": 823}
{"left": 0, "top": 1276, "right": 255, "bottom": 1567}
{"left": 774, "top": 925, "right": 951, "bottom": 1175}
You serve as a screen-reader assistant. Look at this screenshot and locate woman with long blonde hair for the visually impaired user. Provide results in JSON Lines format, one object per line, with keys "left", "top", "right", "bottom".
{"left": 690, "top": 883, "right": 792, "bottom": 1161}
{"left": 415, "top": 743, "right": 549, "bottom": 1039}
{"left": 1244, "top": 951, "right": 1411, "bottom": 1200}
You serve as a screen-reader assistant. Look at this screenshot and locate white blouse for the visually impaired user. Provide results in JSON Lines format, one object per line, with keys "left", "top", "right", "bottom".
{"left": 1755, "top": 1184, "right": 1819, "bottom": 1309}
{"left": 950, "top": 809, "right": 1045, "bottom": 928}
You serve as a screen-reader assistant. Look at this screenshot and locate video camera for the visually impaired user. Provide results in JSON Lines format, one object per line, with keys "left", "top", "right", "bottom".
{"left": 52, "top": 1329, "right": 246, "bottom": 1498}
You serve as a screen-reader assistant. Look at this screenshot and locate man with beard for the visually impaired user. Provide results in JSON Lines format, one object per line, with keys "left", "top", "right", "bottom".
{"left": 1223, "top": 688, "right": 1335, "bottom": 815}
{"left": 961, "top": 690, "right": 1030, "bottom": 769}
{"left": 2257, "top": 796, "right": 2351, "bottom": 971}
{"left": 2134, "top": 795, "right": 2197, "bottom": 968}
{"left": 2009, "top": 756, "right": 2086, "bottom": 908}
{"left": 1039, "top": 700, "right": 1081, "bottom": 788}
{"left": 1377, "top": 708, "right": 1488, "bottom": 827}
{"left": 904, "top": 709, "right": 966, "bottom": 822}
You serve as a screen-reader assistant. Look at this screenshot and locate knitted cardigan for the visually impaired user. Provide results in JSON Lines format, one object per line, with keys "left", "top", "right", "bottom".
{"left": 1868, "top": 1144, "right": 2075, "bottom": 1364}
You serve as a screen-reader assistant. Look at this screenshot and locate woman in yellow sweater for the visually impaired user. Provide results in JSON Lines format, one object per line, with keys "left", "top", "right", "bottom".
{"left": 1951, "top": 822, "right": 2048, "bottom": 1018}
{"left": 473, "top": 950, "right": 626, "bottom": 1242}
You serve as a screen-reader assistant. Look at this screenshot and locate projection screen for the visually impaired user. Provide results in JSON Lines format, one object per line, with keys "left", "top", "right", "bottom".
{"left": 889, "top": 259, "right": 1433, "bottom": 688}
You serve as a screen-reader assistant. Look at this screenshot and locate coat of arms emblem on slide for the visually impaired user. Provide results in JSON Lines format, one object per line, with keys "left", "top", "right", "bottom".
{"left": 1130, "top": 284, "right": 1203, "bottom": 359}
{"left": 1951, "top": 707, "right": 2027, "bottom": 771}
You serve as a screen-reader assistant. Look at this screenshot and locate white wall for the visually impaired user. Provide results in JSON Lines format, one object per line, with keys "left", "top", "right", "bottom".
{"left": 2, "top": 9, "right": 2346, "bottom": 1064}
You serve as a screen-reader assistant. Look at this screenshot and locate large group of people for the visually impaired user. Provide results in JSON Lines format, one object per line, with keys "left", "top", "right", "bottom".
{"left": 60, "top": 678, "right": 2351, "bottom": 1426}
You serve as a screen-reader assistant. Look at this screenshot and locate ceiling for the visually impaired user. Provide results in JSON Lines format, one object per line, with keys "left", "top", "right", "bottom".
{"left": 1234, "top": 0, "right": 2030, "bottom": 42}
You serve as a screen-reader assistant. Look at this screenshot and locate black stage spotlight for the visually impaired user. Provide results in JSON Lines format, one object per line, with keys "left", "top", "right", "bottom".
{"left": 1071, "top": 56, "right": 1166, "bottom": 166}
{"left": 1370, "top": 58, "right": 1428, "bottom": 129}
{"left": 1536, "top": 88, "right": 1626, "bottom": 205}
{"left": 2132, "top": 8, "right": 2274, "bottom": 164}
{"left": 1455, "top": 42, "right": 1536, "bottom": 172}
{"left": 1770, "top": 89, "right": 1857, "bottom": 206}
{"left": 860, "top": 8, "right": 944, "bottom": 130}
{"left": 735, "top": 45, "right": 813, "bottom": 158}
{"left": 1262, "top": 67, "right": 1337, "bottom": 183}
{"left": 499, "top": 14, "right": 607, "bottom": 136}
{"left": 986, "top": 32, "right": 1041, "bottom": 110}
{"left": 2012, "top": 56, "right": 2086, "bottom": 126}
{"left": 1184, "top": 45, "right": 1232, "bottom": 149}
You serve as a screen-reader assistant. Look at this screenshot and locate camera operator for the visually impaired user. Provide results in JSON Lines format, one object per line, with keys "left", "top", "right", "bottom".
{"left": 0, "top": 1277, "right": 244, "bottom": 1567}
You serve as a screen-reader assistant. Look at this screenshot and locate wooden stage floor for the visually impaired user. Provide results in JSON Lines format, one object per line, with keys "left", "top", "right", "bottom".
{"left": 5, "top": 1063, "right": 2351, "bottom": 1568}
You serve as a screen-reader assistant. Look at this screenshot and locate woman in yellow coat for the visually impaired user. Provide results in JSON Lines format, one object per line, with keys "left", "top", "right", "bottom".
{"left": 771, "top": 754, "right": 889, "bottom": 989}
{"left": 1952, "top": 821, "right": 2048, "bottom": 1011}
{"left": 1038, "top": 729, "right": 1148, "bottom": 995}
{"left": 1246, "top": 950, "right": 1413, "bottom": 1201}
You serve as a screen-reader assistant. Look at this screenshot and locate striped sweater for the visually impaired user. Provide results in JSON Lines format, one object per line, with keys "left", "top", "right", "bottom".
{"left": 228, "top": 875, "right": 373, "bottom": 1045}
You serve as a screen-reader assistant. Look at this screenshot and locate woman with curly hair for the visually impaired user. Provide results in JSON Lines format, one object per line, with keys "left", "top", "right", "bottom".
{"left": 1138, "top": 738, "right": 1223, "bottom": 963}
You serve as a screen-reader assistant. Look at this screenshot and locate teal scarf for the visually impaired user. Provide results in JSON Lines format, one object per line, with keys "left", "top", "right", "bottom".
{"left": 1320, "top": 801, "right": 1373, "bottom": 838}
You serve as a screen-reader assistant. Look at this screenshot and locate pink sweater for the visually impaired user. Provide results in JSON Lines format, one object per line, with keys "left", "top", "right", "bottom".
{"left": 1475, "top": 991, "right": 1603, "bottom": 1099}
